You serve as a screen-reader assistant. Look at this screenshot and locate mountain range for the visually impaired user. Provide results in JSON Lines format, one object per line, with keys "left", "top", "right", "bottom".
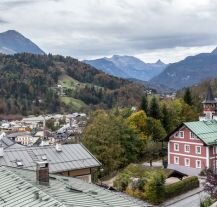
{"left": 0, "top": 30, "right": 44, "bottom": 55}
{"left": 84, "top": 55, "right": 167, "bottom": 81}
{"left": 2, "top": 29, "right": 217, "bottom": 91}
{"left": 150, "top": 48, "right": 217, "bottom": 90}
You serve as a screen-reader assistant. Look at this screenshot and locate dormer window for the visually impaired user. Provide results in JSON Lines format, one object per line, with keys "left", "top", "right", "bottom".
{"left": 175, "top": 131, "right": 184, "bottom": 138}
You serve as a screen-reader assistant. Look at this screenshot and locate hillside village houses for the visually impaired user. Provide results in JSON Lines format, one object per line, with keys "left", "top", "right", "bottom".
{"left": 167, "top": 87, "right": 217, "bottom": 175}
{"left": 0, "top": 113, "right": 151, "bottom": 207}
{"left": 0, "top": 113, "right": 87, "bottom": 146}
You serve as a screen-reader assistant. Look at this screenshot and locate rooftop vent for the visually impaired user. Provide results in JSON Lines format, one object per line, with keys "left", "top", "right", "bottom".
{"left": 16, "top": 161, "right": 23, "bottom": 167}
{"left": 0, "top": 144, "right": 3, "bottom": 157}
{"left": 41, "top": 155, "right": 47, "bottom": 161}
{"left": 56, "top": 143, "right": 62, "bottom": 152}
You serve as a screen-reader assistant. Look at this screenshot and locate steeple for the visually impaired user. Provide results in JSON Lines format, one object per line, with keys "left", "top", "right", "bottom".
{"left": 200, "top": 86, "right": 217, "bottom": 120}
{"left": 203, "top": 86, "right": 216, "bottom": 103}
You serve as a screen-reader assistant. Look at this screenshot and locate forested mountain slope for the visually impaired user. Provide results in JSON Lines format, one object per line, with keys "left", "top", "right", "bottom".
{"left": 0, "top": 53, "right": 145, "bottom": 115}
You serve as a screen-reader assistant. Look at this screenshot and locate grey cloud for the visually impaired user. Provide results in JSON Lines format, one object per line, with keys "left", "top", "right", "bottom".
{"left": 1, "top": 0, "right": 217, "bottom": 62}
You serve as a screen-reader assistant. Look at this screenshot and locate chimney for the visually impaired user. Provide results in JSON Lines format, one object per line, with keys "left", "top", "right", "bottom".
{"left": 36, "top": 161, "right": 49, "bottom": 185}
{"left": 0, "top": 144, "right": 3, "bottom": 157}
{"left": 69, "top": 117, "right": 72, "bottom": 128}
{"left": 56, "top": 143, "right": 62, "bottom": 152}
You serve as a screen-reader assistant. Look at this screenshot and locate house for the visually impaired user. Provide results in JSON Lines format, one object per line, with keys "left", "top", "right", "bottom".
{"left": 166, "top": 120, "right": 217, "bottom": 175}
{"left": 166, "top": 87, "right": 217, "bottom": 175}
{"left": 7, "top": 131, "right": 39, "bottom": 146}
{"left": 0, "top": 142, "right": 101, "bottom": 183}
{"left": 0, "top": 165, "right": 149, "bottom": 207}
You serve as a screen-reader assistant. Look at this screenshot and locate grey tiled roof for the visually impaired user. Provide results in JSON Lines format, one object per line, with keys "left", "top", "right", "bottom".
{"left": 7, "top": 167, "right": 149, "bottom": 207}
{"left": 0, "top": 144, "right": 101, "bottom": 172}
{"left": 0, "top": 166, "right": 65, "bottom": 207}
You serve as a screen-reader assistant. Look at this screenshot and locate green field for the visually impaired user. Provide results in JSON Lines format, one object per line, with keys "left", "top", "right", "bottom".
{"left": 60, "top": 96, "right": 86, "bottom": 111}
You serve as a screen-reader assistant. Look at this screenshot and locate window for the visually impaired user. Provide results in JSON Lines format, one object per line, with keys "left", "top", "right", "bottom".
{"left": 174, "top": 156, "right": 179, "bottom": 164}
{"left": 175, "top": 131, "right": 184, "bottom": 138}
{"left": 213, "top": 146, "right": 217, "bottom": 155}
{"left": 174, "top": 143, "right": 179, "bottom": 151}
{"left": 185, "top": 158, "right": 190, "bottom": 166}
{"left": 185, "top": 145, "right": 190, "bottom": 153}
{"left": 190, "top": 132, "right": 197, "bottom": 139}
{"left": 195, "top": 146, "right": 201, "bottom": 154}
{"left": 196, "top": 160, "right": 201, "bottom": 168}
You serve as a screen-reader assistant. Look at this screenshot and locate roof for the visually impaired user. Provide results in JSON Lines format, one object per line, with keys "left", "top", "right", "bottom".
{"left": 0, "top": 144, "right": 101, "bottom": 172}
{"left": 4, "top": 166, "right": 149, "bottom": 207}
{"left": 184, "top": 120, "right": 217, "bottom": 145}
{"left": 166, "top": 120, "right": 217, "bottom": 145}
{"left": 0, "top": 166, "right": 64, "bottom": 207}
{"left": 0, "top": 136, "right": 24, "bottom": 149}
{"left": 202, "top": 87, "right": 217, "bottom": 104}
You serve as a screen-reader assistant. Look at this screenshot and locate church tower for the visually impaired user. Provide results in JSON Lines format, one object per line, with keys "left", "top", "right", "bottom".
{"left": 201, "top": 87, "right": 217, "bottom": 120}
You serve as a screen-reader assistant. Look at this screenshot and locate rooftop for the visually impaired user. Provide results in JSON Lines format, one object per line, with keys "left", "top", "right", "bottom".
{"left": 0, "top": 166, "right": 149, "bottom": 207}
{"left": 184, "top": 120, "right": 217, "bottom": 145}
{"left": 0, "top": 143, "right": 101, "bottom": 172}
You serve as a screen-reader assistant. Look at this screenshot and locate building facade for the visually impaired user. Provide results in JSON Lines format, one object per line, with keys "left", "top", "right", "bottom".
{"left": 167, "top": 87, "right": 217, "bottom": 175}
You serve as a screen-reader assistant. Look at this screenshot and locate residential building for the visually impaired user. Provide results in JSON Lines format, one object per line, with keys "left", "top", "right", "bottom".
{"left": 167, "top": 87, "right": 217, "bottom": 175}
{"left": 0, "top": 142, "right": 101, "bottom": 183}
{"left": 0, "top": 165, "right": 149, "bottom": 207}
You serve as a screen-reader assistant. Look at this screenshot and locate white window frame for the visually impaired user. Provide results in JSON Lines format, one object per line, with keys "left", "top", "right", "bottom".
{"left": 174, "top": 156, "right": 179, "bottom": 164}
{"left": 196, "top": 160, "right": 201, "bottom": 168}
{"left": 213, "top": 146, "right": 217, "bottom": 155}
{"left": 190, "top": 132, "right": 197, "bottom": 139}
{"left": 174, "top": 143, "right": 179, "bottom": 152}
{"left": 184, "top": 144, "right": 190, "bottom": 153}
{"left": 184, "top": 158, "right": 190, "bottom": 166}
{"left": 195, "top": 146, "right": 201, "bottom": 155}
{"left": 175, "top": 131, "right": 184, "bottom": 138}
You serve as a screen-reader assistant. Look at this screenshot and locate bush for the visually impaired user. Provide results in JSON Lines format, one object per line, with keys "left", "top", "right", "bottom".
{"left": 165, "top": 176, "right": 199, "bottom": 199}
{"left": 144, "top": 172, "right": 165, "bottom": 204}
{"left": 200, "top": 197, "right": 215, "bottom": 207}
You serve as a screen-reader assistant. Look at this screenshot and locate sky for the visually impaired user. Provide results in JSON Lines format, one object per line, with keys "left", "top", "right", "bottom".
{"left": 0, "top": 0, "right": 217, "bottom": 63}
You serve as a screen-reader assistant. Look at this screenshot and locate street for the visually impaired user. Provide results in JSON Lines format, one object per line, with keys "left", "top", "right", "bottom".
{"left": 166, "top": 191, "right": 208, "bottom": 207}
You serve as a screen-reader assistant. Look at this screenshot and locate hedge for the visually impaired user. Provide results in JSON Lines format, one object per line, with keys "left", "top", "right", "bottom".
{"left": 165, "top": 176, "right": 199, "bottom": 199}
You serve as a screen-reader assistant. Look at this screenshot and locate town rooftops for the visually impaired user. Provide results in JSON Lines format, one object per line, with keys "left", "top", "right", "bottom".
{"left": 0, "top": 143, "right": 101, "bottom": 172}
{"left": 0, "top": 166, "right": 149, "bottom": 207}
{"left": 166, "top": 120, "right": 217, "bottom": 145}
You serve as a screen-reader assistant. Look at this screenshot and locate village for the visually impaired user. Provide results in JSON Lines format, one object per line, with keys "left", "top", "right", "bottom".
{"left": 0, "top": 87, "right": 216, "bottom": 206}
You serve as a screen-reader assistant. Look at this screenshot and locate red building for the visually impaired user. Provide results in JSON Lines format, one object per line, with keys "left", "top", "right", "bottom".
{"left": 166, "top": 87, "right": 217, "bottom": 175}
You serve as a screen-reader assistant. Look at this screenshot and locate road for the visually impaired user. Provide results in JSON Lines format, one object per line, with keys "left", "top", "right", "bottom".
{"left": 166, "top": 191, "right": 208, "bottom": 207}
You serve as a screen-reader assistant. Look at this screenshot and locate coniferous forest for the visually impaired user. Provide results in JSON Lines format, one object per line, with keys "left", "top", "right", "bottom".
{"left": 0, "top": 53, "right": 145, "bottom": 116}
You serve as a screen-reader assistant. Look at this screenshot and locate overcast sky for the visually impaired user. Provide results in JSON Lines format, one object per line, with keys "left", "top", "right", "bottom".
{"left": 1, "top": 0, "right": 217, "bottom": 63}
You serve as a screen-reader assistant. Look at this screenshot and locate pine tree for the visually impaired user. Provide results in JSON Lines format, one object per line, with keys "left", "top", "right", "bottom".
{"left": 161, "top": 104, "right": 171, "bottom": 133}
{"left": 140, "top": 95, "right": 148, "bottom": 114}
{"left": 184, "top": 88, "right": 193, "bottom": 106}
{"left": 149, "top": 96, "right": 161, "bottom": 119}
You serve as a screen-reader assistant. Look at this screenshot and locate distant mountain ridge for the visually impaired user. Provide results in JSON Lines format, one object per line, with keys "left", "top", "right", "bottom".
{"left": 0, "top": 30, "right": 45, "bottom": 55}
{"left": 84, "top": 55, "right": 167, "bottom": 81}
{"left": 150, "top": 48, "right": 217, "bottom": 90}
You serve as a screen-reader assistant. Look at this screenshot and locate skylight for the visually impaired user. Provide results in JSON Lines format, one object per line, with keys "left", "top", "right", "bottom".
{"left": 16, "top": 161, "right": 23, "bottom": 167}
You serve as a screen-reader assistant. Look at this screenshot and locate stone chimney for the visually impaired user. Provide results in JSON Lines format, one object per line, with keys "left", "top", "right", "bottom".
{"left": 0, "top": 144, "right": 3, "bottom": 157}
{"left": 36, "top": 161, "right": 49, "bottom": 185}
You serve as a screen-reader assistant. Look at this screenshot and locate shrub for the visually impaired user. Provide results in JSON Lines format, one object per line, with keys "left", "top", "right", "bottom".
{"left": 144, "top": 172, "right": 165, "bottom": 204}
{"left": 165, "top": 176, "right": 199, "bottom": 199}
{"left": 200, "top": 197, "right": 215, "bottom": 207}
